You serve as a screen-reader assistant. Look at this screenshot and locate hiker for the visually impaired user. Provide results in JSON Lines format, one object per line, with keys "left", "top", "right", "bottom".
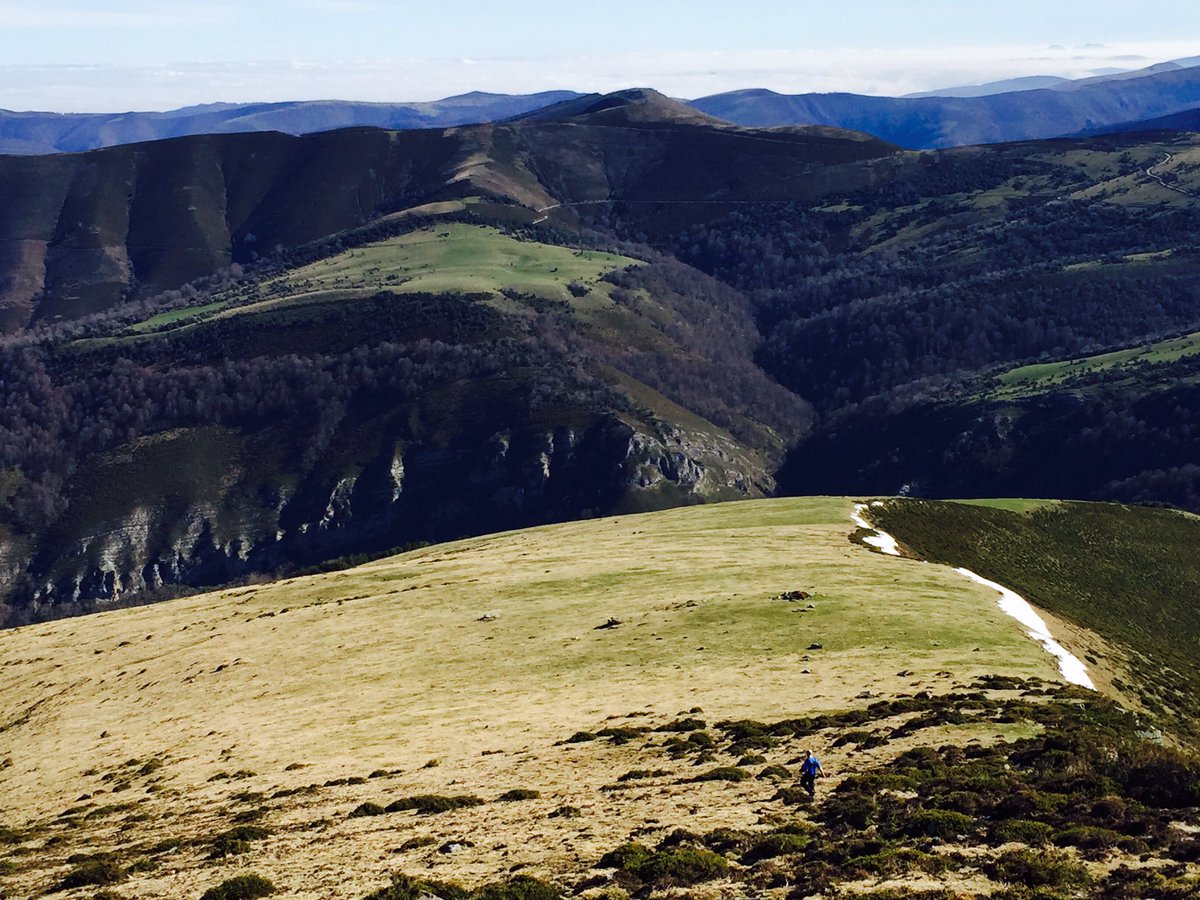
{"left": 799, "top": 749, "right": 825, "bottom": 797}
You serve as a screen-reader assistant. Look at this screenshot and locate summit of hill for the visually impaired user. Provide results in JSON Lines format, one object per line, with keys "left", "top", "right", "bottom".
{"left": 509, "top": 88, "right": 730, "bottom": 127}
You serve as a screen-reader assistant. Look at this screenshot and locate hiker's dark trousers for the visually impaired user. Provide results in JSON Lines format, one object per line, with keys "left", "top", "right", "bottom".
{"left": 801, "top": 773, "right": 816, "bottom": 796}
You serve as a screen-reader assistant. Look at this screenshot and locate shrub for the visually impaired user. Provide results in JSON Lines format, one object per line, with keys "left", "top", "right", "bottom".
{"left": 598, "top": 841, "right": 729, "bottom": 886}
{"left": 209, "top": 825, "right": 270, "bottom": 858}
{"left": 737, "top": 753, "right": 767, "bottom": 766}
{"left": 564, "top": 732, "right": 596, "bottom": 743}
{"left": 774, "top": 787, "right": 814, "bottom": 806}
{"left": 639, "top": 848, "right": 728, "bottom": 885}
{"left": 363, "top": 873, "right": 470, "bottom": 900}
{"left": 473, "top": 875, "right": 562, "bottom": 899}
{"left": 384, "top": 795, "right": 484, "bottom": 814}
{"left": 986, "top": 848, "right": 1090, "bottom": 888}
{"left": 596, "top": 727, "right": 645, "bottom": 745}
{"left": 835, "top": 772, "right": 920, "bottom": 794}
{"left": 0, "top": 826, "right": 24, "bottom": 844}
{"left": 597, "top": 842, "right": 652, "bottom": 872}
{"left": 54, "top": 856, "right": 125, "bottom": 891}
{"left": 690, "top": 766, "right": 750, "bottom": 783}
{"left": 992, "top": 819, "right": 1054, "bottom": 846}
{"left": 851, "top": 846, "right": 949, "bottom": 878}
{"left": 199, "top": 874, "right": 277, "bottom": 900}
{"left": 1052, "top": 825, "right": 1123, "bottom": 850}
{"left": 1099, "top": 864, "right": 1200, "bottom": 900}
{"left": 547, "top": 805, "right": 581, "bottom": 819}
{"left": 757, "top": 765, "right": 792, "bottom": 781}
{"left": 617, "top": 770, "right": 652, "bottom": 782}
{"left": 402, "top": 837, "right": 440, "bottom": 855}
{"left": 701, "top": 828, "right": 753, "bottom": 854}
{"left": 1119, "top": 745, "right": 1200, "bottom": 808}
{"left": 823, "top": 792, "right": 877, "bottom": 828}
{"left": 895, "top": 809, "right": 976, "bottom": 840}
{"left": 496, "top": 789, "right": 540, "bottom": 802}
{"left": 742, "top": 832, "right": 809, "bottom": 863}
{"left": 349, "top": 802, "right": 386, "bottom": 818}
{"left": 657, "top": 718, "right": 706, "bottom": 732}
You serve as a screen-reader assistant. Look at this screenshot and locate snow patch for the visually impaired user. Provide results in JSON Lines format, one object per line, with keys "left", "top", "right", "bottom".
{"left": 954, "top": 567, "right": 1095, "bottom": 690}
{"left": 848, "top": 503, "right": 1096, "bottom": 690}
{"left": 852, "top": 503, "right": 901, "bottom": 556}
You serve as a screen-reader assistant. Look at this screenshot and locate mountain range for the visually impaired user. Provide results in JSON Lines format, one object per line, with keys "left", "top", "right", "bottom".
{"left": 692, "top": 62, "right": 1200, "bottom": 148}
{"left": 3, "top": 57, "right": 1200, "bottom": 157}
{"left": 0, "top": 91, "right": 583, "bottom": 155}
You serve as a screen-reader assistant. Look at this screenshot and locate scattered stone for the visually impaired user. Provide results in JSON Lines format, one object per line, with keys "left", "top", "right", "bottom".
{"left": 807, "top": 643, "right": 823, "bottom": 651}
{"left": 438, "top": 840, "right": 474, "bottom": 854}
{"left": 595, "top": 618, "right": 622, "bottom": 630}
{"left": 896, "top": 670, "right": 912, "bottom": 677}
{"left": 777, "top": 590, "right": 811, "bottom": 602}
{"left": 477, "top": 613, "right": 498, "bottom": 622}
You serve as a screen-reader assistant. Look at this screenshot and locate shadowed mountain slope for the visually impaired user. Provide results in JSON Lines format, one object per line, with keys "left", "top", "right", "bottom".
{"left": 1084, "top": 106, "right": 1200, "bottom": 135}
{"left": 0, "top": 104, "right": 898, "bottom": 332}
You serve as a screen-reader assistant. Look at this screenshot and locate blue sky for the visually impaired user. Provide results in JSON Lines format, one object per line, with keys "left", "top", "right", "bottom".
{"left": 0, "top": 0, "right": 1197, "bottom": 110}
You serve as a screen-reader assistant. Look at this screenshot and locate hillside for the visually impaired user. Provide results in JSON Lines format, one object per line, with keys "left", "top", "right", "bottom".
{"left": 690, "top": 66, "right": 1200, "bottom": 148}
{"left": 4, "top": 497, "right": 1199, "bottom": 899}
{"left": 0, "top": 102, "right": 896, "bottom": 333}
{"left": 1085, "top": 107, "right": 1200, "bottom": 136}
{"left": 6, "top": 98, "right": 1200, "bottom": 617}
{"left": 0, "top": 92, "right": 582, "bottom": 156}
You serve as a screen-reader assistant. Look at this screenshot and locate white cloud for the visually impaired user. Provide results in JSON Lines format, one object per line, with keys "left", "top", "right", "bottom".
{"left": 1, "top": 41, "right": 1197, "bottom": 112}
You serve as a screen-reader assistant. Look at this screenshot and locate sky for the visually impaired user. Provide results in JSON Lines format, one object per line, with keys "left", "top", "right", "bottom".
{"left": 0, "top": 0, "right": 1197, "bottom": 111}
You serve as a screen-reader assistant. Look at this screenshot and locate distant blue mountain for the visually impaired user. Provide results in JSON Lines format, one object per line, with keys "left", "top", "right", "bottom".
{"left": 691, "top": 60, "right": 1200, "bottom": 148}
{"left": 0, "top": 91, "right": 583, "bottom": 155}
{"left": 905, "top": 76, "right": 1072, "bottom": 99}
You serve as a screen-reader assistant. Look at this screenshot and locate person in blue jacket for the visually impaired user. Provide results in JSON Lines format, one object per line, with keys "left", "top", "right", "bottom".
{"left": 799, "top": 749, "right": 825, "bottom": 797}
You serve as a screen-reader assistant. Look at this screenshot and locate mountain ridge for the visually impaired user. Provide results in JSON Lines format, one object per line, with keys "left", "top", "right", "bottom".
{"left": 0, "top": 91, "right": 584, "bottom": 155}
{"left": 690, "top": 65, "right": 1200, "bottom": 148}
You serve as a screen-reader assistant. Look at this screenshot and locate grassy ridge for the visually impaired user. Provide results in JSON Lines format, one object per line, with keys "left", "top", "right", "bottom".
{"left": 1, "top": 498, "right": 1198, "bottom": 897}
{"left": 111, "top": 224, "right": 641, "bottom": 341}
{"left": 873, "top": 498, "right": 1200, "bottom": 739}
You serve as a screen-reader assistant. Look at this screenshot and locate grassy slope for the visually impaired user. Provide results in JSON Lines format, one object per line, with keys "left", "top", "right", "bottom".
{"left": 994, "top": 329, "right": 1200, "bottom": 397}
{"left": 872, "top": 498, "right": 1200, "bottom": 739}
{"left": 0, "top": 497, "right": 1096, "bottom": 898}
{"left": 118, "top": 224, "right": 641, "bottom": 340}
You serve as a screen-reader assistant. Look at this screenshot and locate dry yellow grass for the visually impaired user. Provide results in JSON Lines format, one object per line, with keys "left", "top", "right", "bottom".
{"left": 0, "top": 497, "right": 1118, "bottom": 898}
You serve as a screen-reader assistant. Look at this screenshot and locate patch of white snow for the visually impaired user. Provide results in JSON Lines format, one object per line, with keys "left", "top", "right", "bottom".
{"left": 852, "top": 504, "right": 901, "bottom": 556}
{"left": 955, "top": 567, "right": 1095, "bottom": 690}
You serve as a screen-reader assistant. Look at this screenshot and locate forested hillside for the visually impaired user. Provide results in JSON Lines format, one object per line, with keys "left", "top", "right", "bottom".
{"left": 2, "top": 90, "right": 1200, "bottom": 620}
